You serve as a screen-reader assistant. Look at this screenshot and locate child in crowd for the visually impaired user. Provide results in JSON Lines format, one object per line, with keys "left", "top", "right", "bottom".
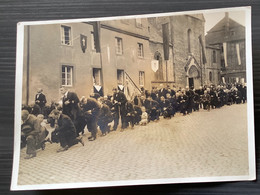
{"left": 140, "top": 106, "right": 148, "bottom": 125}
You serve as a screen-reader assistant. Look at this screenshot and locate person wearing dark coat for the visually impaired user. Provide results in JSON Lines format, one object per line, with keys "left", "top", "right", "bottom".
{"left": 35, "top": 88, "right": 47, "bottom": 114}
{"left": 112, "top": 88, "right": 127, "bottom": 131}
{"left": 29, "top": 102, "right": 41, "bottom": 116}
{"left": 159, "top": 96, "right": 171, "bottom": 118}
{"left": 193, "top": 90, "right": 200, "bottom": 111}
{"left": 103, "top": 96, "right": 113, "bottom": 109}
{"left": 166, "top": 93, "right": 176, "bottom": 116}
{"left": 195, "top": 86, "right": 204, "bottom": 109}
{"left": 234, "top": 88, "right": 242, "bottom": 104}
{"left": 178, "top": 89, "right": 188, "bottom": 115}
{"left": 158, "top": 84, "right": 167, "bottom": 98}
{"left": 98, "top": 99, "right": 113, "bottom": 136}
{"left": 133, "top": 105, "right": 142, "bottom": 124}
{"left": 146, "top": 96, "right": 160, "bottom": 121}
{"left": 82, "top": 97, "right": 101, "bottom": 141}
{"left": 21, "top": 110, "right": 42, "bottom": 159}
{"left": 241, "top": 85, "right": 247, "bottom": 103}
{"left": 201, "top": 90, "right": 211, "bottom": 111}
{"left": 121, "top": 101, "right": 135, "bottom": 130}
{"left": 185, "top": 86, "right": 194, "bottom": 114}
{"left": 49, "top": 109, "right": 84, "bottom": 152}
{"left": 60, "top": 87, "right": 80, "bottom": 121}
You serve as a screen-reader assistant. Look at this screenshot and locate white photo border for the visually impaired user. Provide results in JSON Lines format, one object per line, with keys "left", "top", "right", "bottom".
{"left": 11, "top": 6, "right": 255, "bottom": 191}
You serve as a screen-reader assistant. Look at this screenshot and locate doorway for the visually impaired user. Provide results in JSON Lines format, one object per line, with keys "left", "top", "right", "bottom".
{"left": 189, "top": 78, "right": 194, "bottom": 88}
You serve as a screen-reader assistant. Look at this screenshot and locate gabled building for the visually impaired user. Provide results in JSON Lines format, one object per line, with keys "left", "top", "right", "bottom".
{"left": 205, "top": 13, "right": 246, "bottom": 84}
{"left": 22, "top": 14, "right": 207, "bottom": 105}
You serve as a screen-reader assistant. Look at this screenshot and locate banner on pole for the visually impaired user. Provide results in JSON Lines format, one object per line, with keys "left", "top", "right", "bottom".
{"left": 162, "top": 23, "right": 169, "bottom": 60}
{"left": 223, "top": 42, "right": 228, "bottom": 67}
{"left": 151, "top": 60, "right": 159, "bottom": 72}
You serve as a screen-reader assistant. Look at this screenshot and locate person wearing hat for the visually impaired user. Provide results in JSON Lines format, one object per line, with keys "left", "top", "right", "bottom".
{"left": 49, "top": 109, "right": 84, "bottom": 152}
{"left": 21, "top": 110, "right": 41, "bottom": 159}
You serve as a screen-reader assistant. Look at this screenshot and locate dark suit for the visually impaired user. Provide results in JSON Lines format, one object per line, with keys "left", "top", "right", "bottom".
{"left": 158, "top": 88, "right": 167, "bottom": 98}
{"left": 98, "top": 104, "right": 112, "bottom": 135}
{"left": 112, "top": 91, "right": 127, "bottom": 130}
{"left": 35, "top": 93, "right": 47, "bottom": 114}
{"left": 56, "top": 114, "right": 79, "bottom": 148}
{"left": 62, "top": 91, "right": 80, "bottom": 121}
{"left": 122, "top": 101, "right": 135, "bottom": 129}
{"left": 82, "top": 98, "right": 101, "bottom": 139}
{"left": 35, "top": 93, "right": 47, "bottom": 108}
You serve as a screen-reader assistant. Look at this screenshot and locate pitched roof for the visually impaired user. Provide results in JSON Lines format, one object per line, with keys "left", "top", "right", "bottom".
{"left": 205, "top": 15, "right": 245, "bottom": 45}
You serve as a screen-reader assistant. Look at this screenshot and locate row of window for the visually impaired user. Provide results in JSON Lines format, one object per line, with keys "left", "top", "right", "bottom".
{"left": 62, "top": 65, "right": 145, "bottom": 87}
{"left": 61, "top": 25, "right": 144, "bottom": 57}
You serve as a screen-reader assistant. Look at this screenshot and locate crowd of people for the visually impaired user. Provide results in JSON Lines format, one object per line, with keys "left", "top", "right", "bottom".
{"left": 21, "top": 83, "right": 247, "bottom": 159}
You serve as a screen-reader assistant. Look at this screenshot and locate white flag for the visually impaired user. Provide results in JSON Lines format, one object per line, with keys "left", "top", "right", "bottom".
{"left": 222, "top": 77, "right": 225, "bottom": 83}
{"left": 107, "top": 46, "right": 110, "bottom": 63}
{"left": 236, "top": 43, "right": 241, "bottom": 65}
{"left": 223, "top": 42, "right": 228, "bottom": 67}
{"left": 151, "top": 60, "right": 159, "bottom": 72}
{"left": 94, "top": 85, "right": 102, "bottom": 92}
{"left": 118, "top": 85, "right": 124, "bottom": 91}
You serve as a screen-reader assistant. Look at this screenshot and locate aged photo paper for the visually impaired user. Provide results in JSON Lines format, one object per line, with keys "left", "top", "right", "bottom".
{"left": 11, "top": 6, "right": 255, "bottom": 190}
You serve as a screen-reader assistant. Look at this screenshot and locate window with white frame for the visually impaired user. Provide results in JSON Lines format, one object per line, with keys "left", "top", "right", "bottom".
{"left": 136, "top": 18, "right": 142, "bottom": 28}
{"left": 93, "top": 68, "right": 101, "bottom": 86}
{"left": 117, "top": 69, "right": 124, "bottom": 85}
{"left": 62, "top": 65, "right": 73, "bottom": 86}
{"left": 137, "top": 43, "right": 144, "bottom": 57}
{"left": 115, "top": 37, "right": 123, "bottom": 55}
{"left": 61, "top": 25, "right": 72, "bottom": 46}
{"left": 139, "top": 71, "right": 145, "bottom": 86}
{"left": 91, "top": 32, "right": 95, "bottom": 50}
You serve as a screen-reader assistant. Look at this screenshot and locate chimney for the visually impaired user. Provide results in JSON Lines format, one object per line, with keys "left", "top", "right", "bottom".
{"left": 224, "top": 12, "right": 230, "bottom": 39}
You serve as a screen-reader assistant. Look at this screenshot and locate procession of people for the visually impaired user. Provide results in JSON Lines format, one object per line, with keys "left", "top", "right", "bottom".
{"left": 21, "top": 83, "right": 247, "bottom": 159}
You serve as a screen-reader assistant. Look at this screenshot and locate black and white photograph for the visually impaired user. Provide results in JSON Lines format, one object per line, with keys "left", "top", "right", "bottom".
{"left": 11, "top": 6, "right": 255, "bottom": 190}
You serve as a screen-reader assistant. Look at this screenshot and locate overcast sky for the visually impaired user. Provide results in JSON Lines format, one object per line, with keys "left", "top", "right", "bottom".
{"left": 204, "top": 11, "right": 245, "bottom": 35}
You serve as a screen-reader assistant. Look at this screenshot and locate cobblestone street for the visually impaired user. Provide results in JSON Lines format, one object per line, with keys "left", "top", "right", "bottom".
{"left": 17, "top": 104, "right": 249, "bottom": 186}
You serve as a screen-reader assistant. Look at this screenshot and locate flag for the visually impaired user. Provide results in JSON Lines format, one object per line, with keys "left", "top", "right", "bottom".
{"left": 198, "top": 35, "right": 207, "bottom": 64}
{"left": 80, "top": 34, "right": 87, "bottom": 53}
{"left": 223, "top": 42, "right": 228, "bottom": 67}
{"left": 107, "top": 46, "right": 110, "bottom": 63}
{"left": 162, "top": 23, "right": 169, "bottom": 60}
{"left": 93, "top": 21, "right": 101, "bottom": 53}
{"left": 151, "top": 60, "right": 159, "bottom": 72}
{"left": 124, "top": 72, "right": 141, "bottom": 100}
{"left": 236, "top": 43, "right": 241, "bottom": 65}
{"left": 222, "top": 77, "right": 226, "bottom": 83}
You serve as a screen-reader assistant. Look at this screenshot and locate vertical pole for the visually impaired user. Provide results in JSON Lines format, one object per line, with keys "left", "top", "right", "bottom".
{"left": 199, "top": 40, "right": 203, "bottom": 86}
{"left": 166, "top": 60, "right": 168, "bottom": 85}
{"left": 26, "top": 26, "right": 30, "bottom": 105}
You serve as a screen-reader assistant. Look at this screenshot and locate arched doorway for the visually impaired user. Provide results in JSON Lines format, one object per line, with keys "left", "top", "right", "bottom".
{"left": 187, "top": 65, "right": 200, "bottom": 88}
{"left": 154, "top": 52, "right": 163, "bottom": 81}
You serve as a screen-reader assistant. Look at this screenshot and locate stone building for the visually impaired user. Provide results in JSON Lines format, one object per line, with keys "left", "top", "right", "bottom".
{"left": 22, "top": 13, "right": 207, "bottom": 105}
{"left": 148, "top": 14, "right": 206, "bottom": 89}
{"left": 205, "top": 13, "right": 246, "bottom": 85}
{"left": 205, "top": 45, "right": 221, "bottom": 86}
